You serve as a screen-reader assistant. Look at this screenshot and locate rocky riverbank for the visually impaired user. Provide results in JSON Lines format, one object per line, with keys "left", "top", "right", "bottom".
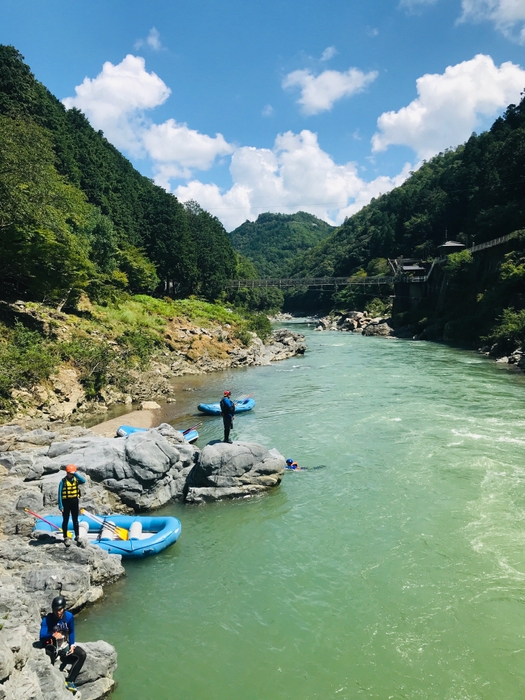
{"left": 0, "top": 423, "right": 286, "bottom": 698}
{"left": 1, "top": 298, "right": 305, "bottom": 426}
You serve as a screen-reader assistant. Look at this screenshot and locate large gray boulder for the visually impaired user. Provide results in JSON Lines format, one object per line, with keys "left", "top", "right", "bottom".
{"left": 185, "top": 441, "right": 285, "bottom": 503}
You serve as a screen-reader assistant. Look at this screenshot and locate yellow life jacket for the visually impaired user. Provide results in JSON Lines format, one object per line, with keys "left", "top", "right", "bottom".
{"left": 61, "top": 476, "right": 80, "bottom": 500}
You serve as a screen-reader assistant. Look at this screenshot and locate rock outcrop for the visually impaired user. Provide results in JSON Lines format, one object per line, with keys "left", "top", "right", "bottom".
{"left": 185, "top": 441, "right": 285, "bottom": 503}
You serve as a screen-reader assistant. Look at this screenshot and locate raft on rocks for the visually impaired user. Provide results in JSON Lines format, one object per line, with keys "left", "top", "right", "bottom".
{"left": 116, "top": 424, "right": 199, "bottom": 443}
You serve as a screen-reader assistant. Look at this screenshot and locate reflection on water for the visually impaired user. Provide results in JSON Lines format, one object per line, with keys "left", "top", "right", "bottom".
{"left": 78, "top": 329, "right": 525, "bottom": 699}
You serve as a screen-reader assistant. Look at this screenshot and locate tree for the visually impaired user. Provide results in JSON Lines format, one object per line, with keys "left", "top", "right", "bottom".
{"left": 0, "top": 115, "right": 93, "bottom": 302}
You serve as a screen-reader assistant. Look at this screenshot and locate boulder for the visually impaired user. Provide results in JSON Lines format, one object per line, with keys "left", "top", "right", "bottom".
{"left": 362, "top": 321, "right": 394, "bottom": 337}
{"left": 186, "top": 441, "right": 285, "bottom": 501}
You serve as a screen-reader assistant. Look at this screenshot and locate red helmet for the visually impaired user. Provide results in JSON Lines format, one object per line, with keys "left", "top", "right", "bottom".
{"left": 224, "top": 390, "right": 231, "bottom": 396}
{"left": 65, "top": 464, "right": 77, "bottom": 473}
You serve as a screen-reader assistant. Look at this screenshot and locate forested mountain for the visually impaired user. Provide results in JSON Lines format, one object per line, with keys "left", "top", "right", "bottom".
{"left": 289, "top": 93, "right": 525, "bottom": 348}
{"left": 0, "top": 45, "right": 236, "bottom": 305}
{"left": 229, "top": 211, "right": 334, "bottom": 277}
{"left": 293, "top": 94, "right": 525, "bottom": 278}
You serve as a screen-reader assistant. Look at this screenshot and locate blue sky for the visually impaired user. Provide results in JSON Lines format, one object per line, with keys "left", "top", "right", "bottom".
{"left": 2, "top": 0, "right": 525, "bottom": 230}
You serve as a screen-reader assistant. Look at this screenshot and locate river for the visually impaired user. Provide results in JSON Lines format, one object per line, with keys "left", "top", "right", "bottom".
{"left": 78, "top": 326, "right": 525, "bottom": 699}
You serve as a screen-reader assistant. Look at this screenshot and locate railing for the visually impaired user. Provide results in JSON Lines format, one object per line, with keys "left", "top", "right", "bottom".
{"left": 226, "top": 232, "right": 518, "bottom": 289}
{"left": 224, "top": 276, "right": 396, "bottom": 289}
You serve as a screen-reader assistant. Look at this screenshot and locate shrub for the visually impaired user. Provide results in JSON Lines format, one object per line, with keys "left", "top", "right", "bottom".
{"left": 61, "top": 337, "right": 113, "bottom": 398}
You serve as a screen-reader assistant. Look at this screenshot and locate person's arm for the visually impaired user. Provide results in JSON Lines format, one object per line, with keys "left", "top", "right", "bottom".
{"left": 58, "top": 480, "right": 63, "bottom": 511}
{"left": 66, "top": 612, "right": 75, "bottom": 647}
{"left": 40, "top": 615, "right": 53, "bottom": 644}
{"left": 75, "top": 473, "right": 87, "bottom": 485}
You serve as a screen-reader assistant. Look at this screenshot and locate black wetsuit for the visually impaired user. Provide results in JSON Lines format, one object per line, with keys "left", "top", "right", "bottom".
{"left": 40, "top": 611, "right": 86, "bottom": 683}
{"left": 220, "top": 396, "right": 235, "bottom": 442}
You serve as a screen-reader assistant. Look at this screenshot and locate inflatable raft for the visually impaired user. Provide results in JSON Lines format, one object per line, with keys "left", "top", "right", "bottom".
{"left": 197, "top": 397, "right": 255, "bottom": 416}
{"left": 116, "top": 425, "right": 199, "bottom": 443}
{"left": 32, "top": 514, "right": 182, "bottom": 558}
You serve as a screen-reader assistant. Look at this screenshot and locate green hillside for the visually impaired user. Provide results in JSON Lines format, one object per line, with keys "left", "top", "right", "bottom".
{"left": 294, "top": 95, "right": 525, "bottom": 278}
{"left": 229, "top": 211, "right": 334, "bottom": 277}
{"left": 0, "top": 45, "right": 236, "bottom": 304}
{"left": 289, "top": 94, "right": 525, "bottom": 350}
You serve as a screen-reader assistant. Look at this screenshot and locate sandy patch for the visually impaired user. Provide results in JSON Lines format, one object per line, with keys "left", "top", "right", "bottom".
{"left": 90, "top": 409, "right": 161, "bottom": 438}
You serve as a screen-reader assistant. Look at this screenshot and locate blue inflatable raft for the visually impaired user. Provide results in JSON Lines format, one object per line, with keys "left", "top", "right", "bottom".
{"left": 197, "top": 397, "right": 255, "bottom": 416}
{"left": 116, "top": 425, "right": 199, "bottom": 443}
{"left": 32, "top": 514, "right": 182, "bottom": 558}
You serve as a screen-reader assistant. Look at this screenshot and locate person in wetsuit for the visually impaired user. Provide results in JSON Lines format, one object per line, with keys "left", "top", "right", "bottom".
{"left": 58, "top": 464, "right": 86, "bottom": 547}
{"left": 220, "top": 390, "right": 235, "bottom": 443}
{"left": 40, "top": 595, "right": 86, "bottom": 695}
{"left": 286, "top": 458, "right": 301, "bottom": 470}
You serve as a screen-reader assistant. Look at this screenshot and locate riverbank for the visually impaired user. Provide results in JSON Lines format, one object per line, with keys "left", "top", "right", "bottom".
{"left": 0, "top": 297, "right": 306, "bottom": 427}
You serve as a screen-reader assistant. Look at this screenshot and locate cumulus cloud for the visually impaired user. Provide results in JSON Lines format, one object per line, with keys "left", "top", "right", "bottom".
{"left": 143, "top": 119, "right": 234, "bottom": 179}
{"left": 63, "top": 55, "right": 232, "bottom": 175}
{"left": 372, "top": 54, "right": 525, "bottom": 159}
{"left": 283, "top": 66, "right": 378, "bottom": 115}
{"left": 63, "top": 54, "right": 170, "bottom": 153}
{"left": 173, "top": 130, "right": 411, "bottom": 231}
{"left": 459, "top": 0, "right": 525, "bottom": 43}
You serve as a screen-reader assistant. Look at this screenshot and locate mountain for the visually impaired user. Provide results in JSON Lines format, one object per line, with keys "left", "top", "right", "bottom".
{"left": 289, "top": 94, "right": 525, "bottom": 350}
{"left": 294, "top": 95, "right": 525, "bottom": 279}
{"left": 229, "top": 211, "right": 335, "bottom": 277}
{"left": 0, "top": 45, "right": 236, "bottom": 304}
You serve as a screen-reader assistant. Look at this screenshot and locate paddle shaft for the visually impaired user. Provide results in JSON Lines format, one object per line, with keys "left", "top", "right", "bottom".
{"left": 81, "top": 509, "right": 128, "bottom": 540}
{"left": 24, "top": 508, "right": 73, "bottom": 537}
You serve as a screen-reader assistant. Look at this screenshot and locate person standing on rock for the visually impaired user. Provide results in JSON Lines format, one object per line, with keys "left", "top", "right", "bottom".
{"left": 58, "top": 464, "right": 86, "bottom": 547}
{"left": 220, "top": 390, "right": 236, "bottom": 443}
{"left": 40, "top": 595, "right": 86, "bottom": 695}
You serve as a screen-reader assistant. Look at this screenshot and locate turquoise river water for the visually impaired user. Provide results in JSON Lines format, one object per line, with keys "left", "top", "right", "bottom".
{"left": 78, "top": 326, "right": 525, "bottom": 699}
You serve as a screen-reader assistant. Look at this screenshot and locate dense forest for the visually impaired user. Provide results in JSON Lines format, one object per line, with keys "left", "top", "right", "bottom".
{"left": 229, "top": 212, "right": 334, "bottom": 277}
{"left": 0, "top": 45, "right": 237, "bottom": 306}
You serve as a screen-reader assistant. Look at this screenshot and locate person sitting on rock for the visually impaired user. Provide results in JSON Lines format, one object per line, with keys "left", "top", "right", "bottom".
{"left": 40, "top": 595, "right": 86, "bottom": 695}
{"left": 58, "top": 464, "right": 86, "bottom": 547}
{"left": 220, "top": 390, "right": 236, "bottom": 443}
{"left": 285, "top": 458, "right": 301, "bottom": 470}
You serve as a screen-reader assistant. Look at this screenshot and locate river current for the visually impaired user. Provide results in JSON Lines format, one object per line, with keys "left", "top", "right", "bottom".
{"left": 78, "top": 326, "right": 525, "bottom": 699}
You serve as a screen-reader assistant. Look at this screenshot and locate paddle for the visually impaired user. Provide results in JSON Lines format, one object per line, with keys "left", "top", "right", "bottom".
{"left": 80, "top": 509, "right": 129, "bottom": 540}
{"left": 24, "top": 508, "right": 73, "bottom": 538}
{"left": 182, "top": 422, "right": 202, "bottom": 435}
{"left": 234, "top": 393, "right": 253, "bottom": 405}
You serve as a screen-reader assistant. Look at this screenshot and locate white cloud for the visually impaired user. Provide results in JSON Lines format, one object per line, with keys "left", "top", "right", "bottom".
{"left": 64, "top": 55, "right": 232, "bottom": 176}
{"left": 283, "top": 66, "right": 378, "bottom": 115}
{"left": 173, "top": 130, "right": 411, "bottom": 231}
{"left": 143, "top": 119, "right": 234, "bottom": 178}
{"left": 63, "top": 54, "right": 170, "bottom": 154}
{"left": 321, "top": 46, "right": 338, "bottom": 61}
{"left": 459, "top": 0, "right": 525, "bottom": 43}
{"left": 262, "top": 104, "right": 274, "bottom": 117}
{"left": 135, "top": 27, "right": 163, "bottom": 51}
{"left": 372, "top": 54, "right": 525, "bottom": 159}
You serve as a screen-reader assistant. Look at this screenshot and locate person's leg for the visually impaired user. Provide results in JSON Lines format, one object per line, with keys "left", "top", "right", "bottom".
{"left": 62, "top": 502, "right": 72, "bottom": 541}
{"left": 45, "top": 644, "right": 58, "bottom": 665}
{"left": 223, "top": 416, "right": 230, "bottom": 442}
{"left": 65, "top": 646, "right": 86, "bottom": 683}
{"left": 70, "top": 500, "right": 80, "bottom": 539}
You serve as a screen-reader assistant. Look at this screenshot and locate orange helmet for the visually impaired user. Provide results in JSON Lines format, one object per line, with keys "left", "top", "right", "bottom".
{"left": 224, "top": 390, "right": 231, "bottom": 396}
{"left": 65, "top": 464, "right": 77, "bottom": 473}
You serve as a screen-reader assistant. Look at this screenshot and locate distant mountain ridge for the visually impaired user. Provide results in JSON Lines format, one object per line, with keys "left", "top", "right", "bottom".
{"left": 229, "top": 211, "right": 335, "bottom": 278}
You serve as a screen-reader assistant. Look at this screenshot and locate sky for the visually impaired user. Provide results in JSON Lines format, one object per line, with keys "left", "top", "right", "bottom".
{"left": 1, "top": 0, "right": 525, "bottom": 231}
